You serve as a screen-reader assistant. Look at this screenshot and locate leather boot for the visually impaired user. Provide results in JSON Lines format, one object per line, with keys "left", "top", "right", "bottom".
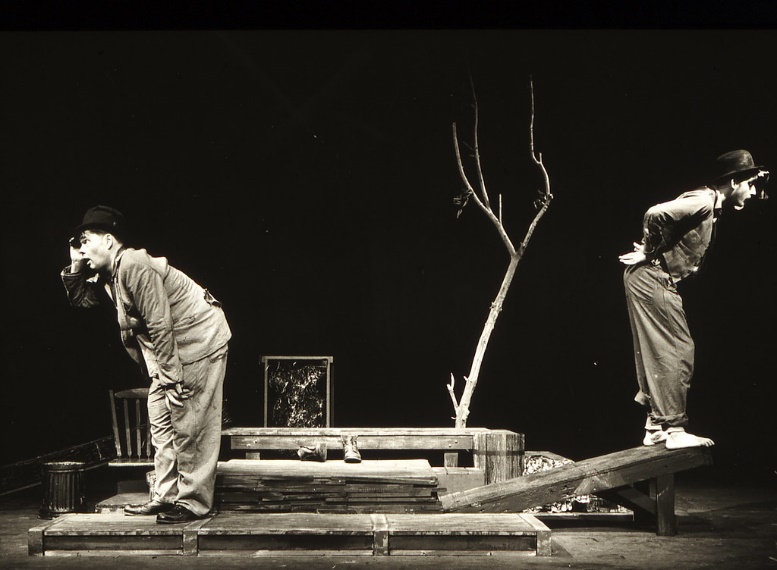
{"left": 342, "top": 434, "right": 362, "bottom": 463}
{"left": 297, "top": 443, "right": 327, "bottom": 462}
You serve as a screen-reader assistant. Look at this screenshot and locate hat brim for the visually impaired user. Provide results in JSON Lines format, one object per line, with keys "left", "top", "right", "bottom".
{"left": 74, "top": 222, "right": 124, "bottom": 237}
{"left": 714, "top": 165, "right": 765, "bottom": 182}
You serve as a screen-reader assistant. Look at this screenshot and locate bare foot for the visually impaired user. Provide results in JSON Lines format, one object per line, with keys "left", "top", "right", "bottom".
{"left": 665, "top": 429, "right": 714, "bottom": 449}
{"left": 643, "top": 430, "right": 668, "bottom": 446}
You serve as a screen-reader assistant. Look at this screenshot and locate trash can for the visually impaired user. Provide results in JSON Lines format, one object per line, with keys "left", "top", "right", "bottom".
{"left": 39, "top": 461, "right": 87, "bottom": 519}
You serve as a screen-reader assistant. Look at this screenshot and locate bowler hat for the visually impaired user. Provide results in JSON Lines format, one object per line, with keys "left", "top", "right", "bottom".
{"left": 713, "top": 150, "right": 764, "bottom": 182}
{"left": 74, "top": 205, "right": 127, "bottom": 238}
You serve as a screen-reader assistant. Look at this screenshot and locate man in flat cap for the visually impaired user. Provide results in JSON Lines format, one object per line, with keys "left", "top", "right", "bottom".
{"left": 62, "top": 206, "right": 231, "bottom": 523}
{"left": 619, "top": 150, "right": 769, "bottom": 449}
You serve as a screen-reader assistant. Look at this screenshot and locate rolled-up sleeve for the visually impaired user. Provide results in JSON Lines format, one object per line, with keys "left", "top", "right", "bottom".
{"left": 60, "top": 267, "right": 101, "bottom": 308}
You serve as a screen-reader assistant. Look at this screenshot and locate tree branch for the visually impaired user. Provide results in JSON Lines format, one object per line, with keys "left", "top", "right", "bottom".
{"left": 447, "top": 77, "right": 552, "bottom": 428}
{"left": 453, "top": 123, "right": 516, "bottom": 255}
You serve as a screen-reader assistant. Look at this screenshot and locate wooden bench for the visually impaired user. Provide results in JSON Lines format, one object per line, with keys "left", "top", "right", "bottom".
{"left": 222, "top": 427, "right": 524, "bottom": 485}
{"left": 439, "top": 444, "right": 713, "bottom": 536}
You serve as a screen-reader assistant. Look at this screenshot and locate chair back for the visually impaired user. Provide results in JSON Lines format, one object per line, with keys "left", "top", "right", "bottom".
{"left": 108, "top": 388, "right": 154, "bottom": 466}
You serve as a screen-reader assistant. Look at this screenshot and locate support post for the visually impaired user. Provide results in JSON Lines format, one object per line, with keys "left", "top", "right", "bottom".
{"left": 371, "top": 514, "right": 389, "bottom": 556}
{"left": 655, "top": 473, "right": 677, "bottom": 536}
{"left": 473, "top": 430, "right": 522, "bottom": 484}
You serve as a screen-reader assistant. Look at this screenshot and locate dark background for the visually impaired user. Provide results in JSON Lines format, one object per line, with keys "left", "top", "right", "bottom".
{"left": 2, "top": 28, "right": 775, "bottom": 476}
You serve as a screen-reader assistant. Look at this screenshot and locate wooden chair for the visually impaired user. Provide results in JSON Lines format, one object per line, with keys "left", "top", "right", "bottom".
{"left": 108, "top": 388, "right": 154, "bottom": 467}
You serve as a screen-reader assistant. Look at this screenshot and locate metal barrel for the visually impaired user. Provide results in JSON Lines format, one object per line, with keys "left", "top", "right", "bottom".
{"left": 39, "top": 461, "right": 86, "bottom": 518}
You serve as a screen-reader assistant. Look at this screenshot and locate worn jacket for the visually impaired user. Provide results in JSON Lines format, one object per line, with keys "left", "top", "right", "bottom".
{"left": 61, "top": 247, "right": 231, "bottom": 385}
{"left": 641, "top": 187, "right": 723, "bottom": 282}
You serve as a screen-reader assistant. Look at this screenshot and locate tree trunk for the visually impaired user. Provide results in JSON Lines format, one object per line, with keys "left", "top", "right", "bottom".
{"left": 454, "top": 254, "right": 521, "bottom": 428}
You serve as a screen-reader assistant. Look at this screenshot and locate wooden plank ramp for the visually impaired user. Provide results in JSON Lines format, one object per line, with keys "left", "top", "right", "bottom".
{"left": 29, "top": 512, "right": 551, "bottom": 557}
{"left": 439, "top": 444, "right": 712, "bottom": 536}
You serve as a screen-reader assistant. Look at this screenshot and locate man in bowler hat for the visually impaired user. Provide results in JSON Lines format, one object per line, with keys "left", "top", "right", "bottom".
{"left": 61, "top": 206, "right": 231, "bottom": 523}
{"left": 619, "top": 150, "right": 769, "bottom": 449}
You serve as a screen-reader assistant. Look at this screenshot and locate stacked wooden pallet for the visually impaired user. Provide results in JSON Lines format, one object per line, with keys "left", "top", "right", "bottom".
{"left": 29, "top": 512, "right": 551, "bottom": 557}
{"left": 216, "top": 459, "right": 442, "bottom": 513}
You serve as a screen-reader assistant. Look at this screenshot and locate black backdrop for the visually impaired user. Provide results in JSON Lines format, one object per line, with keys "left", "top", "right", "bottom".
{"left": 2, "top": 29, "right": 775, "bottom": 476}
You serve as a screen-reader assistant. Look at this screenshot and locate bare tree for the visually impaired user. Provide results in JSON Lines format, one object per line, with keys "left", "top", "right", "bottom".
{"left": 447, "top": 78, "right": 553, "bottom": 428}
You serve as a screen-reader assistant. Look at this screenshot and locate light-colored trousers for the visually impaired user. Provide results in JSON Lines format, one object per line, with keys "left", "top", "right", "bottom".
{"left": 147, "top": 344, "right": 228, "bottom": 515}
{"left": 624, "top": 263, "right": 694, "bottom": 428}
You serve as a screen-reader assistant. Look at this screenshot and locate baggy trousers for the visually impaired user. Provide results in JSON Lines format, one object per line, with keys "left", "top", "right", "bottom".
{"left": 147, "top": 344, "right": 228, "bottom": 515}
{"left": 623, "top": 263, "right": 694, "bottom": 428}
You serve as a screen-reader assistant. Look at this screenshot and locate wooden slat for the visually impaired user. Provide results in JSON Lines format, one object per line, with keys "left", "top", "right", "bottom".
{"left": 109, "top": 391, "right": 122, "bottom": 457}
{"left": 229, "top": 435, "right": 476, "bottom": 451}
{"left": 122, "top": 400, "right": 131, "bottom": 458}
{"left": 114, "top": 388, "right": 150, "bottom": 399}
{"left": 134, "top": 399, "right": 142, "bottom": 457}
{"left": 217, "top": 459, "right": 437, "bottom": 482}
{"left": 596, "top": 485, "right": 656, "bottom": 515}
{"left": 107, "top": 458, "right": 154, "bottom": 467}
{"left": 441, "top": 445, "right": 712, "bottom": 513}
{"left": 224, "top": 427, "right": 491, "bottom": 436}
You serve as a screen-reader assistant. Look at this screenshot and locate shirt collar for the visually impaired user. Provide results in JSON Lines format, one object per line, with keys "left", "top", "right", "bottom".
{"left": 713, "top": 189, "right": 724, "bottom": 211}
{"left": 110, "top": 246, "right": 127, "bottom": 280}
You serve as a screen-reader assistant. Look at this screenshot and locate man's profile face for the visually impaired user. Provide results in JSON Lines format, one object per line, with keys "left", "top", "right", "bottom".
{"left": 729, "top": 177, "right": 757, "bottom": 211}
{"left": 79, "top": 230, "right": 112, "bottom": 272}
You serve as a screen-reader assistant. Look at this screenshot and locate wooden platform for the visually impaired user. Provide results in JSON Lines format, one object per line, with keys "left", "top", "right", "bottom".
{"left": 217, "top": 459, "right": 443, "bottom": 513}
{"left": 29, "top": 512, "right": 551, "bottom": 557}
{"left": 440, "top": 443, "right": 713, "bottom": 535}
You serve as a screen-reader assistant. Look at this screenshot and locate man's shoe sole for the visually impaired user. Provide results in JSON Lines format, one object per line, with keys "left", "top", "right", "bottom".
{"left": 156, "top": 514, "right": 208, "bottom": 524}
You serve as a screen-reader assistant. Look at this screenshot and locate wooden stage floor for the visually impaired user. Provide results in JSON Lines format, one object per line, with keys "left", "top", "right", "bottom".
{"left": 2, "top": 466, "right": 775, "bottom": 568}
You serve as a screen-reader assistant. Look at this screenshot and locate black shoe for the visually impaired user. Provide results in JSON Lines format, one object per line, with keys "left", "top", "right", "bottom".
{"left": 124, "top": 500, "right": 174, "bottom": 516}
{"left": 156, "top": 504, "right": 207, "bottom": 524}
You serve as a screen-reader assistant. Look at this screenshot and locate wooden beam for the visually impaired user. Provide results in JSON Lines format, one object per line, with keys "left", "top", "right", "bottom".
{"left": 655, "top": 473, "right": 677, "bottom": 536}
{"left": 0, "top": 437, "right": 116, "bottom": 496}
{"left": 596, "top": 485, "right": 656, "bottom": 515}
{"left": 229, "top": 434, "right": 477, "bottom": 452}
{"left": 440, "top": 445, "right": 712, "bottom": 513}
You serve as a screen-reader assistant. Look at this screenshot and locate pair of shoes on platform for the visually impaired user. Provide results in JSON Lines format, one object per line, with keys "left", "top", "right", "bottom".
{"left": 296, "top": 435, "right": 362, "bottom": 463}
